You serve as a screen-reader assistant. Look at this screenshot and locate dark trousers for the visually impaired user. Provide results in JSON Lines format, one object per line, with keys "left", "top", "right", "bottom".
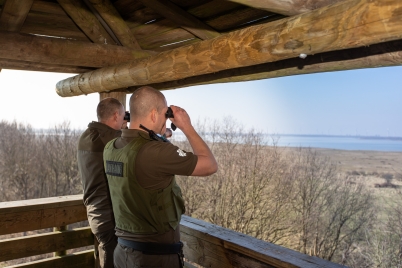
{"left": 94, "top": 229, "right": 118, "bottom": 268}
{"left": 114, "top": 243, "right": 181, "bottom": 268}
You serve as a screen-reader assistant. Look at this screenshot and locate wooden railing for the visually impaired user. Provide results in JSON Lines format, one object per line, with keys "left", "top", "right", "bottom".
{"left": 0, "top": 195, "right": 346, "bottom": 268}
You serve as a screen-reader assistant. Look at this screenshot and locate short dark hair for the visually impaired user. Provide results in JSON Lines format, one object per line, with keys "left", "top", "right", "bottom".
{"left": 97, "top": 98, "right": 123, "bottom": 121}
{"left": 129, "top": 86, "right": 165, "bottom": 119}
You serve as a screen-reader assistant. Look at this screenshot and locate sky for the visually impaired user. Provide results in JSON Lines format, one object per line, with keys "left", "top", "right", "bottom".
{"left": 0, "top": 66, "right": 401, "bottom": 137}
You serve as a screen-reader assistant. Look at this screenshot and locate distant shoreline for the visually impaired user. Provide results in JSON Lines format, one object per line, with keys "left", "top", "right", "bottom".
{"left": 270, "top": 134, "right": 402, "bottom": 141}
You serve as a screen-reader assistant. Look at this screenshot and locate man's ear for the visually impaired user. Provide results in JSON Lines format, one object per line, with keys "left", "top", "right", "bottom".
{"left": 151, "top": 109, "right": 157, "bottom": 123}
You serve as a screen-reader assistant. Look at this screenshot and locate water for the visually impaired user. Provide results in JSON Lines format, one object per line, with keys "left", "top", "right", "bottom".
{"left": 172, "top": 132, "right": 402, "bottom": 152}
{"left": 271, "top": 135, "right": 402, "bottom": 152}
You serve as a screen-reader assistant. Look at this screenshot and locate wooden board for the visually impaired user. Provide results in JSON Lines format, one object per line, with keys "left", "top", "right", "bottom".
{"left": 206, "top": 6, "right": 273, "bottom": 31}
{"left": 31, "top": 1, "right": 68, "bottom": 16}
{"left": 6, "top": 249, "right": 95, "bottom": 268}
{"left": 180, "top": 215, "right": 345, "bottom": 268}
{"left": 113, "top": 0, "right": 144, "bottom": 19}
{"left": 139, "top": 28, "right": 196, "bottom": 50}
{"left": 0, "top": 195, "right": 87, "bottom": 235}
{"left": 21, "top": 10, "right": 90, "bottom": 41}
{"left": 0, "top": 0, "right": 33, "bottom": 31}
{"left": 0, "top": 227, "right": 93, "bottom": 262}
{"left": 187, "top": 0, "right": 241, "bottom": 19}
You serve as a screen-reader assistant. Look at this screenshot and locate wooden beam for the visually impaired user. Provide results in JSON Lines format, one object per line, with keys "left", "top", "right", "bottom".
{"left": 0, "top": 58, "right": 95, "bottom": 73}
{"left": 127, "top": 39, "right": 402, "bottom": 91}
{"left": 9, "top": 250, "right": 95, "bottom": 268}
{"left": 0, "top": 195, "right": 86, "bottom": 235}
{"left": 56, "top": 0, "right": 402, "bottom": 97}
{"left": 221, "top": 0, "right": 345, "bottom": 16}
{"left": 86, "top": 0, "right": 142, "bottom": 49}
{"left": 0, "top": 227, "right": 93, "bottom": 262}
{"left": 0, "top": 0, "right": 34, "bottom": 31}
{"left": 138, "top": 0, "right": 220, "bottom": 40}
{"left": 0, "top": 31, "right": 152, "bottom": 68}
{"left": 57, "top": 0, "right": 117, "bottom": 45}
{"left": 180, "top": 216, "right": 344, "bottom": 268}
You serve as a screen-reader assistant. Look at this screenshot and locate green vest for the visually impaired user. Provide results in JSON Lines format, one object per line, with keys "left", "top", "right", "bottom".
{"left": 103, "top": 136, "right": 185, "bottom": 234}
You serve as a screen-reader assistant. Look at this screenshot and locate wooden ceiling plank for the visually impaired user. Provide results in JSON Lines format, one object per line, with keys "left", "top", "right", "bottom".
{"left": 113, "top": 0, "right": 144, "bottom": 19}
{"left": 135, "top": 39, "right": 402, "bottom": 91}
{"left": 131, "top": 19, "right": 178, "bottom": 41}
{"left": 187, "top": 0, "right": 241, "bottom": 19}
{"left": 0, "top": 0, "right": 34, "bottom": 31}
{"left": 221, "top": 0, "right": 345, "bottom": 16}
{"left": 57, "top": 0, "right": 117, "bottom": 45}
{"left": 0, "top": 58, "right": 95, "bottom": 73}
{"left": 31, "top": 1, "right": 67, "bottom": 16}
{"left": 21, "top": 11, "right": 90, "bottom": 41}
{"left": 55, "top": 0, "right": 402, "bottom": 97}
{"left": 138, "top": 0, "right": 220, "bottom": 40}
{"left": 0, "top": 31, "right": 152, "bottom": 68}
{"left": 169, "top": 0, "right": 207, "bottom": 8}
{"left": 86, "top": 0, "right": 142, "bottom": 49}
{"left": 138, "top": 28, "right": 196, "bottom": 50}
{"left": 206, "top": 7, "right": 273, "bottom": 31}
{"left": 126, "top": 7, "right": 163, "bottom": 25}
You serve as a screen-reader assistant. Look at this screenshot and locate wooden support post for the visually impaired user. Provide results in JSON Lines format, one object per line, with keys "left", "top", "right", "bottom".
{"left": 53, "top": 226, "right": 67, "bottom": 257}
{"left": 99, "top": 92, "right": 126, "bottom": 110}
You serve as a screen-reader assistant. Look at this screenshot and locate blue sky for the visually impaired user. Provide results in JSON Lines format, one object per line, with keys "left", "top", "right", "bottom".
{"left": 0, "top": 66, "right": 401, "bottom": 136}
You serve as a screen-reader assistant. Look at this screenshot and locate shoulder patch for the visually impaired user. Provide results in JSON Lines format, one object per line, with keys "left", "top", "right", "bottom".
{"left": 177, "top": 149, "right": 187, "bottom": 157}
{"left": 105, "top": 161, "right": 124, "bottom": 177}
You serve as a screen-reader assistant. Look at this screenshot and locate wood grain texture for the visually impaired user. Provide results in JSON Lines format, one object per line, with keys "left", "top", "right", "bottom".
{"left": 0, "top": 31, "right": 152, "bottom": 68}
{"left": 56, "top": 0, "right": 402, "bottom": 97}
{"left": 138, "top": 0, "right": 220, "bottom": 40}
{"left": 6, "top": 249, "right": 95, "bottom": 268}
{"left": 0, "top": 195, "right": 87, "bottom": 235}
{"left": 0, "top": 0, "right": 34, "bottom": 31}
{"left": 30, "top": 1, "right": 67, "bottom": 16}
{"left": 0, "top": 205, "right": 87, "bottom": 235}
{"left": 0, "top": 227, "right": 93, "bottom": 262}
{"left": 123, "top": 39, "right": 402, "bottom": 92}
{"left": 0, "top": 58, "right": 95, "bottom": 73}
{"left": 206, "top": 6, "right": 274, "bottom": 31}
{"left": 57, "top": 0, "right": 117, "bottom": 45}
{"left": 87, "top": 0, "right": 142, "bottom": 49}
{"left": 21, "top": 9, "right": 90, "bottom": 41}
{"left": 99, "top": 92, "right": 126, "bottom": 110}
{"left": 113, "top": 0, "right": 144, "bottom": 19}
{"left": 222, "top": 0, "right": 345, "bottom": 16}
{"left": 187, "top": 0, "right": 241, "bottom": 19}
{"left": 139, "top": 28, "right": 196, "bottom": 50}
{"left": 180, "top": 215, "right": 345, "bottom": 268}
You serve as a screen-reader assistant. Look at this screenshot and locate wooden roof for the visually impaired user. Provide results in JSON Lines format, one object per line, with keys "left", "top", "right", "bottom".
{"left": 0, "top": 0, "right": 401, "bottom": 97}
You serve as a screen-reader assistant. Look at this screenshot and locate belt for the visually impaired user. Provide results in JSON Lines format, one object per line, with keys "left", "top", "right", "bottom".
{"left": 118, "top": 238, "right": 183, "bottom": 255}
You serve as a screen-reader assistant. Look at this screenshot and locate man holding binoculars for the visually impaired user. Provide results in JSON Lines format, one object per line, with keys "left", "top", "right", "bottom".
{"left": 104, "top": 86, "right": 218, "bottom": 268}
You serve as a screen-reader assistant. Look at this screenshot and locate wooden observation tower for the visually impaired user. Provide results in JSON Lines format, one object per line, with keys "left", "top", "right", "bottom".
{"left": 0, "top": 0, "right": 401, "bottom": 266}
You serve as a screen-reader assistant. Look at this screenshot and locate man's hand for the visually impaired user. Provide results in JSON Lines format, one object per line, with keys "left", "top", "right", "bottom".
{"left": 168, "top": 105, "right": 217, "bottom": 176}
{"left": 169, "top": 105, "right": 192, "bottom": 132}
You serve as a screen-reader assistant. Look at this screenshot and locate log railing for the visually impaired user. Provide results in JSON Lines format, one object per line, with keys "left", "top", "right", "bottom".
{"left": 0, "top": 195, "right": 346, "bottom": 268}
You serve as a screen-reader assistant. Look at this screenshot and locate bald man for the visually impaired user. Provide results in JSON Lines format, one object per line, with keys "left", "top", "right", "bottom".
{"left": 103, "top": 86, "right": 217, "bottom": 268}
{"left": 78, "top": 98, "right": 127, "bottom": 268}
